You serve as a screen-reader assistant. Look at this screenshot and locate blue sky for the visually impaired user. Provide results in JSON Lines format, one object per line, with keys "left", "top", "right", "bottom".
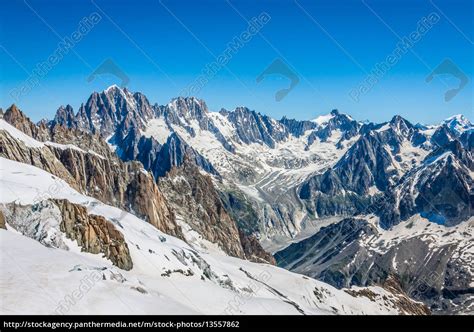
{"left": 1, "top": 0, "right": 472, "bottom": 124}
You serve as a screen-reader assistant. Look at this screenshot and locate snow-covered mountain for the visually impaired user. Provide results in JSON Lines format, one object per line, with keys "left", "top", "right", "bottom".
{"left": 443, "top": 114, "right": 473, "bottom": 135}
{"left": 274, "top": 215, "right": 473, "bottom": 314}
{"left": 47, "top": 87, "right": 366, "bottom": 240}
{"left": 0, "top": 132, "right": 427, "bottom": 315}
{"left": 1, "top": 85, "right": 472, "bottom": 314}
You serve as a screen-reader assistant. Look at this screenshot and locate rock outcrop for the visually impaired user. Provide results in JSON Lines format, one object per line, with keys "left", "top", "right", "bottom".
{"left": 0, "top": 210, "right": 5, "bottom": 229}
{"left": 159, "top": 158, "right": 245, "bottom": 258}
{"left": 0, "top": 108, "right": 182, "bottom": 239}
{"left": 1, "top": 200, "right": 133, "bottom": 270}
{"left": 239, "top": 230, "right": 276, "bottom": 265}
{"left": 221, "top": 106, "right": 289, "bottom": 148}
{"left": 0, "top": 129, "right": 80, "bottom": 190}
{"left": 3, "top": 105, "right": 49, "bottom": 140}
{"left": 124, "top": 165, "right": 178, "bottom": 236}
{"left": 159, "top": 158, "right": 275, "bottom": 264}
{"left": 53, "top": 199, "right": 133, "bottom": 270}
{"left": 345, "top": 276, "right": 431, "bottom": 315}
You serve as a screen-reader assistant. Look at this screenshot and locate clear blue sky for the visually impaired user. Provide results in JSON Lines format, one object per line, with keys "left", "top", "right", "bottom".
{"left": 1, "top": 0, "right": 472, "bottom": 124}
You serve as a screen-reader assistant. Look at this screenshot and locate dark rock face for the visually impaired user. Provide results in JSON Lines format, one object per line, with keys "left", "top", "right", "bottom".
{"left": 52, "top": 105, "right": 76, "bottom": 128}
{"left": 275, "top": 218, "right": 375, "bottom": 286}
{"left": 302, "top": 134, "right": 389, "bottom": 199}
{"left": 222, "top": 107, "right": 289, "bottom": 148}
{"left": 380, "top": 141, "right": 474, "bottom": 229}
{"left": 53, "top": 199, "right": 133, "bottom": 270}
{"left": 219, "top": 189, "right": 261, "bottom": 235}
{"left": 330, "top": 133, "right": 396, "bottom": 194}
{"left": 460, "top": 129, "right": 474, "bottom": 151}
{"left": 115, "top": 130, "right": 218, "bottom": 180}
{"left": 74, "top": 87, "right": 155, "bottom": 137}
{"left": 152, "top": 133, "right": 218, "bottom": 178}
{"left": 3, "top": 105, "right": 49, "bottom": 141}
{"left": 431, "top": 125, "right": 457, "bottom": 148}
{"left": 158, "top": 159, "right": 245, "bottom": 258}
{"left": 158, "top": 158, "right": 275, "bottom": 264}
{"left": 299, "top": 132, "right": 396, "bottom": 218}
{"left": 239, "top": 230, "right": 276, "bottom": 265}
{"left": 0, "top": 113, "right": 182, "bottom": 240}
{"left": 0, "top": 210, "right": 5, "bottom": 229}
{"left": 279, "top": 117, "right": 317, "bottom": 138}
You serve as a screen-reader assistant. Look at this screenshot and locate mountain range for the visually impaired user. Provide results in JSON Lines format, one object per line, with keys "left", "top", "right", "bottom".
{"left": 0, "top": 85, "right": 472, "bottom": 314}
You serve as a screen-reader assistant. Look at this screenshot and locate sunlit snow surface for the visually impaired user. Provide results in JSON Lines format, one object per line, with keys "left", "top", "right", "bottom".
{"left": 0, "top": 157, "right": 410, "bottom": 315}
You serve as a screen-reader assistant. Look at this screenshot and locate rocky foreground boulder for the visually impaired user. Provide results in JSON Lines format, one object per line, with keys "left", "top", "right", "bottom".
{"left": 54, "top": 199, "right": 133, "bottom": 270}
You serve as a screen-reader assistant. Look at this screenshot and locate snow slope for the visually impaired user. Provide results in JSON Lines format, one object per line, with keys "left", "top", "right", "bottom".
{"left": 0, "top": 157, "right": 420, "bottom": 315}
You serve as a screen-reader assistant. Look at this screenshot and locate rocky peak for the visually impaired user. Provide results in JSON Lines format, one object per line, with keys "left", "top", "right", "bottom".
{"left": 223, "top": 106, "right": 289, "bottom": 148}
{"left": 53, "top": 104, "right": 75, "bottom": 127}
{"left": 167, "top": 96, "right": 208, "bottom": 120}
{"left": 3, "top": 104, "right": 43, "bottom": 139}
{"left": 431, "top": 124, "right": 457, "bottom": 147}
{"left": 103, "top": 84, "right": 121, "bottom": 93}
{"left": 329, "top": 110, "right": 357, "bottom": 128}
{"left": 443, "top": 114, "right": 472, "bottom": 134}
{"left": 279, "top": 116, "right": 317, "bottom": 138}
{"left": 72, "top": 86, "right": 154, "bottom": 137}
{"left": 425, "top": 139, "right": 473, "bottom": 170}
{"left": 4, "top": 104, "right": 32, "bottom": 127}
{"left": 307, "top": 109, "right": 360, "bottom": 144}
{"left": 368, "top": 115, "right": 422, "bottom": 152}
{"left": 389, "top": 115, "right": 413, "bottom": 137}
